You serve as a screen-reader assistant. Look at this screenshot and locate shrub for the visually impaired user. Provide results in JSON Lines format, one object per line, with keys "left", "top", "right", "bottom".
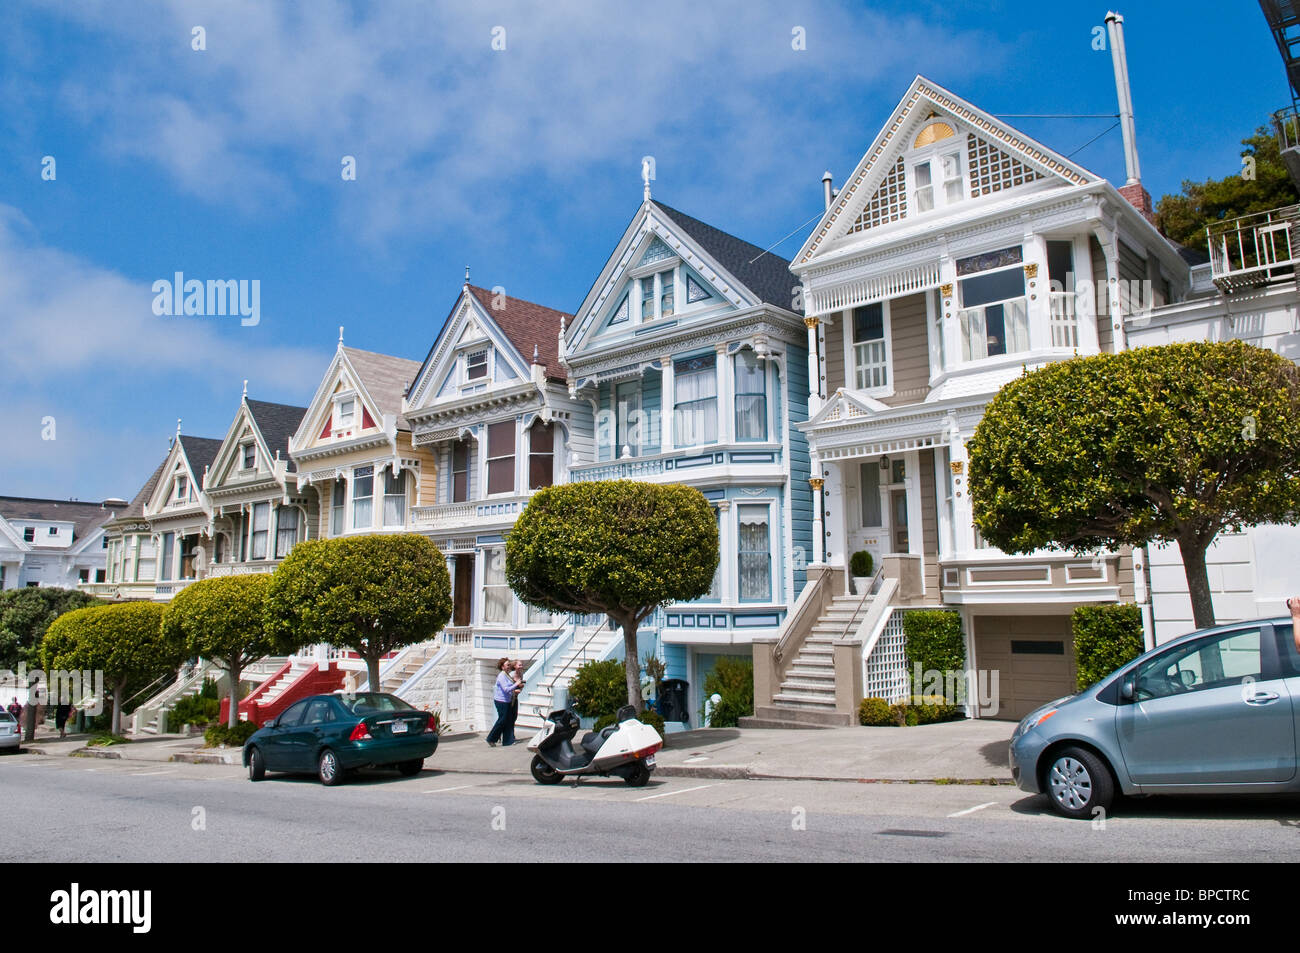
{"left": 170, "top": 693, "right": 220, "bottom": 727}
{"left": 702, "top": 656, "right": 753, "bottom": 727}
{"left": 907, "top": 695, "right": 964, "bottom": 725}
{"left": 567, "top": 659, "right": 628, "bottom": 718}
{"left": 904, "top": 610, "right": 965, "bottom": 702}
{"left": 198, "top": 677, "right": 219, "bottom": 700}
{"left": 1073, "top": 603, "right": 1144, "bottom": 691}
{"left": 87, "top": 732, "right": 129, "bottom": 747}
{"left": 204, "top": 721, "right": 259, "bottom": 748}
{"left": 849, "top": 550, "right": 874, "bottom": 577}
{"left": 889, "top": 702, "right": 916, "bottom": 727}
{"left": 595, "top": 708, "right": 666, "bottom": 739}
{"left": 858, "top": 696, "right": 892, "bottom": 726}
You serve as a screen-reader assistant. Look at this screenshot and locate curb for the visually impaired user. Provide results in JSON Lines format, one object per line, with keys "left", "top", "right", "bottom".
{"left": 170, "top": 751, "right": 241, "bottom": 766}
{"left": 71, "top": 747, "right": 123, "bottom": 759}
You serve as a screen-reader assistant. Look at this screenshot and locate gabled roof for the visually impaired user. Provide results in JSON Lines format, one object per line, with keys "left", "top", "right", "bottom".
{"left": 245, "top": 399, "right": 308, "bottom": 473}
{"left": 342, "top": 347, "right": 422, "bottom": 418}
{"left": 651, "top": 202, "right": 798, "bottom": 311}
{"left": 794, "top": 75, "right": 1100, "bottom": 267}
{"left": 0, "top": 497, "right": 115, "bottom": 543}
{"left": 465, "top": 285, "right": 570, "bottom": 381}
{"left": 177, "top": 435, "right": 224, "bottom": 483}
{"left": 116, "top": 459, "right": 167, "bottom": 521}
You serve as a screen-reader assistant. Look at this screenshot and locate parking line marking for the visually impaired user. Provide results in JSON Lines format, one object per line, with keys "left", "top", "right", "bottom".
{"left": 130, "top": 770, "right": 176, "bottom": 777}
{"left": 948, "top": 801, "right": 998, "bottom": 817}
{"left": 635, "top": 783, "right": 718, "bottom": 802}
{"left": 422, "top": 784, "right": 478, "bottom": 794}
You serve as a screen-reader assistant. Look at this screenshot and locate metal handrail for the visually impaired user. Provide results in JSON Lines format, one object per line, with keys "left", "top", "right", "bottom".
{"left": 122, "top": 670, "right": 174, "bottom": 710}
{"left": 840, "top": 565, "right": 885, "bottom": 641}
{"left": 774, "top": 570, "right": 829, "bottom": 664}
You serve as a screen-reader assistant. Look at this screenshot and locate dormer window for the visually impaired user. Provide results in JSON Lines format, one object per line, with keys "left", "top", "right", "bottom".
{"left": 337, "top": 398, "right": 356, "bottom": 428}
{"left": 175, "top": 476, "right": 188, "bottom": 501}
{"left": 466, "top": 349, "right": 488, "bottom": 381}
{"left": 241, "top": 444, "right": 256, "bottom": 469}
{"left": 912, "top": 151, "right": 964, "bottom": 214}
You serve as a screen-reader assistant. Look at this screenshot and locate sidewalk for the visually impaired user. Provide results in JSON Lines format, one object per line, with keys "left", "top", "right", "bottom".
{"left": 12, "top": 719, "right": 1016, "bottom": 782}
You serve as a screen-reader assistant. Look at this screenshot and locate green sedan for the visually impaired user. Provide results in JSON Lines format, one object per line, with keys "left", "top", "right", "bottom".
{"left": 243, "top": 692, "right": 439, "bottom": 785}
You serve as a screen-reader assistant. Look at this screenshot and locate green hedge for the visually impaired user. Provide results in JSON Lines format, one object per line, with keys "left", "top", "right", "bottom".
{"left": 1073, "top": 603, "right": 1144, "bottom": 691}
{"left": 204, "top": 721, "right": 259, "bottom": 748}
{"left": 567, "top": 659, "right": 628, "bottom": 718}
{"left": 849, "top": 550, "right": 874, "bottom": 577}
{"left": 858, "top": 697, "right": 892, "bottom": 726}
{"left": 903, "top": 611, "right": 965, "bottom": 702}
{"left": 170, "top": 693, "right": 220, "bottom": 727}
{"left": 868, "top": 695, "right": 964, "bottom": 728}
{"left": 702, "top": 656, "right": 753, "bottom": 727}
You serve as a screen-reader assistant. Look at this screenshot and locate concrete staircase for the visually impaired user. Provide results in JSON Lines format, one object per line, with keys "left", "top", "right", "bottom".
{"left": 514, "top": 625, "right": 622, "bottom": 732}
{"left": 134, "top": 658, "right": 286, "bottom": 734}
{"left": 361, "top": 642, "right": 441, "bottom": 696}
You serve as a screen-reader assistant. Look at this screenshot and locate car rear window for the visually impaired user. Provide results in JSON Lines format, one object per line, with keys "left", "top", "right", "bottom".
{"left": 338, "top": 693, "right": 410, "bottom": 714}
{"left": 0, "top": 713, "right": 13, "bottom": 724}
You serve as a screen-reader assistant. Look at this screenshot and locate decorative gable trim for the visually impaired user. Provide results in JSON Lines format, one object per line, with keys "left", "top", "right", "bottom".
{"left": 795, "top": 75, "right": 1099, "bottom": 266}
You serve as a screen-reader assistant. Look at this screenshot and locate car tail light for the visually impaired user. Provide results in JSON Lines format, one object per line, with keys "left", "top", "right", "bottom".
{"left": 424, "top": 718, "right": 436, "bottom": 734}
{"left": 349, "top": 722, "right": 372, "bottom": 741}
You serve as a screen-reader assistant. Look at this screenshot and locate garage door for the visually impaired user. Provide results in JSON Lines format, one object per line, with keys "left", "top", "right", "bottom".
{"left": 973, "top": 615, "right": 1076, "bottom": 721}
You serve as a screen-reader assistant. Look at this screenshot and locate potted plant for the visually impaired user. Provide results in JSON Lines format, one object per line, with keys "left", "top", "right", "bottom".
{"left": 850, "top": 550, "right": 874, "bottom": 594}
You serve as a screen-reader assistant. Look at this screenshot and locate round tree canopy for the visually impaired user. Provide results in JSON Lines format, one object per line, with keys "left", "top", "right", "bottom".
{"left": 162, "top": 574, "right": 275, "bottom": 663}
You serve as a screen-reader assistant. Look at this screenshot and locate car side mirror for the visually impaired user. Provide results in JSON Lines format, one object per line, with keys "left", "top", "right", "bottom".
{"left": 1119, "top": 680, "right": 1135, "bottom": 702}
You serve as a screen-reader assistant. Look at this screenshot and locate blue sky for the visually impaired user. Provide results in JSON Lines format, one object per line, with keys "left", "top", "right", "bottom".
{"left": 0, "top": 0, "right": 1288, "bottom": 503}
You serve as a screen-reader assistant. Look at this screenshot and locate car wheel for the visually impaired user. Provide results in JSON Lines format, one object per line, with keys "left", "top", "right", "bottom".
{"left": 530, "top": 754, "right": 562, "bottom": 785}
{"left": 1044, "top": 746, "right": 1113, "bottom": 820}
{"left": 398, "top": 759, "right": 423, "bottom": 777}
{"left": 247, "top": 746, "right": 266, "bottom": 782}
{"left": 318, "top": 748, "right": 344, "bottom": 786}
{"left": 624, "top": 761, "right": 651, "bottom": 787}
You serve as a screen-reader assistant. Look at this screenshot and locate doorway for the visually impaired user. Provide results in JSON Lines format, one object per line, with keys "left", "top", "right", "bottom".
{"left": 453, "top": 554, "right": 473, "bottom": 626}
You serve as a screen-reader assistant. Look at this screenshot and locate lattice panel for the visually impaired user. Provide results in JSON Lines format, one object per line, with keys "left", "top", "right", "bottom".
{"left": 967, "top": 133, "right": 1042, "bottom": 197}
{"left": 848, "top": 156, "right": 907, "bottom": 234}
{"left": 864, "top": 608, "right": 911, "bottom": 702}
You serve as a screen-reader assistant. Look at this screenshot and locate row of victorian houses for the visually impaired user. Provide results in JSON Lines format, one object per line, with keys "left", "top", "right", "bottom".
{"left": 76, "top": 73, "right": 1300, "bottom": 732}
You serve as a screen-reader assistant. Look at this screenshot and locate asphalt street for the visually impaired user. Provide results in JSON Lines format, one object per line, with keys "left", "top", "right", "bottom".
{"left": 4, "top": 752, "right": 1300, "bottom": 862}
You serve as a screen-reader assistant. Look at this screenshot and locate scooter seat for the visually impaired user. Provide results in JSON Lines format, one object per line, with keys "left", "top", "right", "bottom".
{"left": 580, "top": 731, "right": 604, "bottom": 756}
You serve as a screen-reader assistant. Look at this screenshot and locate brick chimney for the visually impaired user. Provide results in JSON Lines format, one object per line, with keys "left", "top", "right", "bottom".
{"left": 1118, "top": 182, "right": 1157, "bottom": 226}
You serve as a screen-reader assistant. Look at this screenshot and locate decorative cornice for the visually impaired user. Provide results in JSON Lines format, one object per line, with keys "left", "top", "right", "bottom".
{"left": 406, "top": 381, "right": 541, "bottom": 431}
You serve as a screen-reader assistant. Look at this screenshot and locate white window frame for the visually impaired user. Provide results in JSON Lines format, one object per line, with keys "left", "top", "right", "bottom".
{"left": 736, "top": 501, "right": 775, "bottom": 604}
{"left": 909, "top": 147, "right": 966, "bottom": 216}
{"left": 481, "top": 545, "right": 512, "bottom": 626}
{"left": 843, "top": 300, "right": 893, "bottom": 397}
{"left": 956, "top": 264, "right": 1030, "bottom": 363}
{"left": 351, "top": 465, "right": 374, "bottom": 530}
{"left": 382, "top": 468, "right": 407, "bottom": 528}
{"left": 733, "top": 349, "right": 774, "bottom": 443}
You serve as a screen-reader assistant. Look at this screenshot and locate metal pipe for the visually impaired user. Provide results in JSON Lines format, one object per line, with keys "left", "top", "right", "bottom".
{"left": 1105, "top": 11, "right": 1142, "bottom": 185}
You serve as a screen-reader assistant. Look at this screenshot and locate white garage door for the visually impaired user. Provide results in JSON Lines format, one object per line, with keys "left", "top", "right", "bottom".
{"left": 973, "top": 615, "right": 1076, "bottom": 721}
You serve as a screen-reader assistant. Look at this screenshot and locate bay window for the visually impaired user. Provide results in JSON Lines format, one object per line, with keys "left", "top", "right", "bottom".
{"left": 352, "top": 466, "right": 374, "bottom": 529}
{"left": 451, "top": 441, "right": 470, "bottom": 502}
{"left": 486, "top": 421, "right": 515, "bottom": 495}
{"left": 852, "top": 302, "right": 888, "bottom": 390}
{"left": 160, "top": 532, "right": 174, "bottom": 580}
{"left": 737, "top": 505, "right": 772, "bottom": 602}
{"left": 331, "top": 480, "right": 345, "bottom": 536}
{"left": 734, "top": 350, "right": 768, "bottom": 441}
{"left": 674, "top": 354, "right": 718, "bottom": 447}
{"left": 528, "top": 421, "right": 555, "bottom": 490}
{"left": 251, "top": 502, "right": 270, "bottom": 559}
{"left": 957, "top": 255, "right": 1028, "bottom": 361}
{"left": 275, "top": 506, "right": 299, "bottom": 557}
{"left": 483, "top": 546, "right": 511, "bottom": 624}
{"left": 383, "top": 470, "right": 407, "bottom": 527}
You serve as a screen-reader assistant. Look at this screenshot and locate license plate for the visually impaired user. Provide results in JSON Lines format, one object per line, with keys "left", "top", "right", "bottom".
{"left": 391, "top": 721, "right": 408, "bottom": 735}
{"left": 644, "top": 755, "right": 655, "bottom": 767}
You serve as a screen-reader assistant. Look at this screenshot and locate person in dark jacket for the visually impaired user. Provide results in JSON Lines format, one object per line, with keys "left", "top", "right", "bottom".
{"left": 55, "top": 699, "right": 73, "bottom": 739}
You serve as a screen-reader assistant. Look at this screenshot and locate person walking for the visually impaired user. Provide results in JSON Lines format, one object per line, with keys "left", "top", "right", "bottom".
{"left": 55, "top": 698, "right": 73, "bottom": 739}
{"left": 5, "top": 698, "right": 19, "bottom": 722}
{"left": 505, "top": 659, "right": 525, "bottom": 740}
{"left": 485, "top": 658, "right": 518, "bottom": 747}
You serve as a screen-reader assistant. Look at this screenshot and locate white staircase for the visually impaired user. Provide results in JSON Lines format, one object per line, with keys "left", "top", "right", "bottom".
{"left": 134, "top": 657, "right": 287, "bottom": 733}
{"left": 361, "top": 642, "right": 441, "bottom": 695}
{"left": 514, "top": 624, "right": 622, "bottom": 731}
{"left": 254, "top": 659, "right": 314, "bottom": 710}
{"left": 769, "top": 595, "right": 866, "bottom": 715}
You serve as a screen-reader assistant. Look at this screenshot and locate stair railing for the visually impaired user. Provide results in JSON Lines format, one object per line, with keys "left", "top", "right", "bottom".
{"left": 530, "top": 618, "right": 615, "bottom": 718}
{"left": 840, "top": 565, "right": 885, "bottom": 641}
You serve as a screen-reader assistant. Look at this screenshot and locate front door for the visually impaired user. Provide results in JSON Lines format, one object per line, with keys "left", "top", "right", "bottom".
{"left": 453, "top": 554, "right": 473, "bottom": 627}
{"left": 890, "top": 490, "right": 909, "bottom": 551}
{"left": 1117, "top": 626, "right": 1296, "bottom": 785}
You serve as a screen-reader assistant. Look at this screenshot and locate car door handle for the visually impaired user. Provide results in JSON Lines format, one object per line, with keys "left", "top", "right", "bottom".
{"left": 1245, "top": 691, "right": 1280, "bottom": 705}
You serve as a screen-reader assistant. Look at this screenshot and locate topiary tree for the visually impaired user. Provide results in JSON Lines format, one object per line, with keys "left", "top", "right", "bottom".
{"left": 43, "top": 602, "right": 179, "bottom": 735}
{"left": 162, "top": 574, "right": 276, "bottom": 727}
{"left": 506, "top": 481, "right": 718, "bottom": 712}
{"left": 1072, "top": 604, "right": 1145, "bottom": 691}
{"left": 0, "top": 586, "right": 102, "bottom": 671}
{"left": 264, "top": 534, "right": 452, "bottom": 692}
{"left": 969, "top": 342, "right": 1300, "bottom": 629}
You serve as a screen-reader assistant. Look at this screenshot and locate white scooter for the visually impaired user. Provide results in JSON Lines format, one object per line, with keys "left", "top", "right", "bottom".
{"left": 527, "top": 705, "right": 663, "bottom": 787}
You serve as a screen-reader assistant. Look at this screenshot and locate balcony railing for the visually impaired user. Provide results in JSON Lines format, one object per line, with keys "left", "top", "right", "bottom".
{"left": 207, "top": 559, "right": 282, "bottom": 577}
{"left": 410, "top": 493, "right": 532, "bottom": 530}
{"left": 1048, "top": 292, "right": 1079, "bottom": 348}
{"left": 853, "top": 339, "right": 888, "bottom": 389}
{"left": 1207, "top": 204, "right": 1300, "bottom": 292}
{"left": 570, "top": 456, "right": 667, "bottom": 482}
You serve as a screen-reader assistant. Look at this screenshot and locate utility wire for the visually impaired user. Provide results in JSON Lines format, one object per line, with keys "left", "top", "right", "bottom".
{"left": 748, "top": 207, "right": 829, "bottom": 264}
{"left": 1066, "top": 120, "right": 1121, "bottom": 159}
{"left": 994, "top": 113, "right": 1120, "bottom": 119}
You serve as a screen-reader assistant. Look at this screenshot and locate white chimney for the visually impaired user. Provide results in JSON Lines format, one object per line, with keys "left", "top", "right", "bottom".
{"left": 1106, "top": 11, "right": 1141, "bottom": 187}
{"left": 822, "top": 171, "right": 834, "bottom": 210}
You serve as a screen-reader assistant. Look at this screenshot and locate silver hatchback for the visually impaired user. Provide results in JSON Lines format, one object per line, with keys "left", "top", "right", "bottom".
{"left": 1010, "top": 616, "right": 1298, "bottom": 819}
{"left": 0, "top": 712, "right": 20, "bottom": 751}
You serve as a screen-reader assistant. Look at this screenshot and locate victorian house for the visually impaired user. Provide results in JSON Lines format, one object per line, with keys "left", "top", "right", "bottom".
{"left": 756, "top": 75, "right": 1189, "bottom": 724}
{"left": 202, "top": 392, "right": 311, "bottom": 578}
{"left": 560, "top": 197, "right": 811, "bottom": 727}
{"left": 401, "top": 283, "right": 588, "bottom": 731}
{"left": 138, "top": 431, "right": 224, "bottom": 600}
{"left": 0, "top": 496, "right": 115, "bottom": 590}
{"left": 88, "top": 458, "right": 166, "bottom": 601}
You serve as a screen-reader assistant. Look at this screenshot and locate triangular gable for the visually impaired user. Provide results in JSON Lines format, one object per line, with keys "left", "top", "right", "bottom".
{"left": 405, "top": 287, "right": 538, "bottom": 411}
{"left": 290, "top": 348, "right": 389, "bottom": 455}
{"left": 795, "top": 75, "right": 1100, "bottom": 266}
{"left": 565, "top": 203, "right": 759, "bottom": 355}
{"left": 806, "top": 389, "right": 890, "bottom": 427}
{"left": 207, "top": 405, "right": 269, "bottom": 489}
{"left": 0, "top": 517, "right": 31, "bottom": 553}
{"left": 144, "top": 438, "right": 205, "bottom": 515}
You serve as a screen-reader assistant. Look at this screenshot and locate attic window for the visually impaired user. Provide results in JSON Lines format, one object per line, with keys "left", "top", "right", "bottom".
{"left": 467, "top": 350, "right": 488, "bottom": 381}
{"left": 48, "top": 526, "right": 58, "bottom": 536}
{"left": 338, "top": 398, "right": 356, "bottom": 428}
{"left": 241, "top": 444, "right": 256, "bottom": 469}
{"left": 176, "top": 476, "right": 188, "bottom": 501}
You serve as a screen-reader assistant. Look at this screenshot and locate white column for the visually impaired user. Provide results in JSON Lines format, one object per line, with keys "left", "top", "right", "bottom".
{"left": 905, "top": 451, "right": 924, "bottom": 559}
{"left": 805, "top": 316, "right": 821, "bottom": 414}
{"left": 717, "top": 500, "right": 732, "bottom": 601}
{"left": 810, "top": 464, "right": 825, "bottom": 565}
{"left": 949, "top": 432, "right": 974, "bottom": 555}
{"left": 660, "top": 357, "right": 674, "bottom": 451}
{"left": 716, "top": 344, "right": 733, "bottom": 444}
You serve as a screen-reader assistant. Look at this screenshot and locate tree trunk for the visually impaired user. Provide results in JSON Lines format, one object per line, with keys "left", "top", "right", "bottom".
{"left": 226, "top": 659, "right": 243, "bottom": 729}
{"left": 365, "top": 653, "right": 382, "bottom": 696}
{"left": 1178, "top": 535, "right": 1217, "bottom": 630}
{"left": 621, "top": 613, "right": 643, "bottom": 713}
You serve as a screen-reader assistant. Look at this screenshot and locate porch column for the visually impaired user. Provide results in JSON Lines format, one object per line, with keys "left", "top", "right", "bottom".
{"left": 660, "top": 355, "right": 674, "bottom": 451}
{"left": 949, "top": 430, "right": 974, "bottom": 554}
{"left": 716, "top": 343, "right": 733, "bottom": 444}
{"left": 804, "top": 316, "right": 821, "bottom": 414}
{"left": 810, "top": 462, "right": 825, "bottom": 565}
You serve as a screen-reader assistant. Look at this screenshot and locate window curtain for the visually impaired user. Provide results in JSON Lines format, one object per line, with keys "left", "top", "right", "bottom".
{"left": 734, "top": 351, "right": 767, "bottom": 441}
{"left": 383, "top": 469, "right": 407, "bottom": 526}
{"left": 251, "top": 502, "right": 270, "bottom": 559}
{"left": 275, "top": 507, "right": 299, "bottom": 558}
{"left": 483, "top": 547, "right": 511, "bottom": 624}
{"left": 674, "top": 356, "right": 718, "bottom": 446}
{"left": 352, "top": 466, "right": 374, "bottom": 529}
{"left": 960, "top": 309, "right": 987, "bottom": 361}
{"left": 160, "top": 532, "right": 174, "bottom": 580}
{"left": 528, "top": 423, "right": 554, "bottom": 489}
{"left": 737, "top": 506, "right": 771, "bottom": 601}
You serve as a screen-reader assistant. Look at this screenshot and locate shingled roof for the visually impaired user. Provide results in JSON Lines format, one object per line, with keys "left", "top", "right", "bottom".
{"left": 342, "top": 347, "right": 423, "bottom": 425}
{"left": 177, "top": 435, "right": 224, "bottom": 484}
{"left": 114, "top": 459, "right": 167, "bottom": 521}
{"left": 465, "top": 285, "right": 571, "bottom": 382}
{"left": 246, "top": 399, "right": 308, "bottom": 473}
{"left": 651, "top": 201, "right": 800, "bottom": 313}
{"left": 0, "top": 497, "right": 116, "bottom": 544}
